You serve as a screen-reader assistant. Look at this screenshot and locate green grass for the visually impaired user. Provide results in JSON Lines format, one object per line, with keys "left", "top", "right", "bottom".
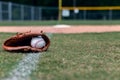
{"left": 0, "top": 32, "right": 120, "bottom": 80}
{"left": 0, "top": 33, "right": 25, "bottom": 78}
{"left": 0, "top": 20, "right": 120, "bottom": 26}
{"left": 30, "top": 32, "right": 120, "bottom": 80}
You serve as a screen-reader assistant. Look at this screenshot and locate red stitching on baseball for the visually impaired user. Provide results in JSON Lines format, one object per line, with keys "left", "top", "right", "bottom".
{"left": 34, "top": 39, "right": 43, "bottom": 48}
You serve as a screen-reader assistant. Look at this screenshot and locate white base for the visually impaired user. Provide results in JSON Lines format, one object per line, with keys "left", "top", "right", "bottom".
{"left": 53, "top": 24, "right": 71, "bottom": 28}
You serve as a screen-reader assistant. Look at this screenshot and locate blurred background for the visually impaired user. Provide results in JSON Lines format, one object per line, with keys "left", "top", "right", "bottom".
{"left": 0, "top": 0, "right": 120, "bottom": 21}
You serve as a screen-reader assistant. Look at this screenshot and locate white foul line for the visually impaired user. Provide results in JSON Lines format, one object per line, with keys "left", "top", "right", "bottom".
{"left": 2, "top": 33, "right": 52, "bottom": 80}
{"left": 3, "top": 53, "right": 41, "bottom": 80}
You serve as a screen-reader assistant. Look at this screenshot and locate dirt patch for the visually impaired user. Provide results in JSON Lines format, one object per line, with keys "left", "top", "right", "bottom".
{"left": 0, "top": 25, "right": 120, "bottom": 33}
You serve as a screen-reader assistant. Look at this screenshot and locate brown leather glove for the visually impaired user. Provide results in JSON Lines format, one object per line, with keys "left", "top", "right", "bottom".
{"left": 2, "top": 31, "right": 50, "bottom": 52}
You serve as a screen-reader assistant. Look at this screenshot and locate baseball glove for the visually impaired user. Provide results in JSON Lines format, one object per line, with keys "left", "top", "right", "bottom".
{"left": 2, "top": 31, "right": 50, "bottom": 52}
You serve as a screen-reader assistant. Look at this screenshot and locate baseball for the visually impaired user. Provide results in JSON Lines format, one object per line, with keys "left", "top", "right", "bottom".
{"left": 31, "top": 36, "right": 46, "bottom": 48}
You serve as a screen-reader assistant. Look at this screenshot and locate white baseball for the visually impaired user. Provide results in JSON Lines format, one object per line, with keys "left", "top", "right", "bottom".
{"left": 31, "top": 36, "right": 46, "bottom": 48}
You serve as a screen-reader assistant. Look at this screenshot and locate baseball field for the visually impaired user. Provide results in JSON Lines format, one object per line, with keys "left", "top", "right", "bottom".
{"left": 0, "top": 20, "right": 120, "bottom": 80}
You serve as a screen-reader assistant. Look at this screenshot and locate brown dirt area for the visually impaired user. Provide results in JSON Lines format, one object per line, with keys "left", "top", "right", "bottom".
{"left": 0, "top": 25, "right": 120, "bottom": 33}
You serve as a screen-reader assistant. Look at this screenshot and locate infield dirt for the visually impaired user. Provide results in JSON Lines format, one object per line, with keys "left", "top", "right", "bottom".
{"left": 0, "top": 25, "right": 120, "bottom": 33}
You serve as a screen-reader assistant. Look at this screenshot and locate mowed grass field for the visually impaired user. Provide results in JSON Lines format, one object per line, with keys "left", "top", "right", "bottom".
{"left": 0, "top": 33, "right": 25, "bottom": 78}
{"left": 0, "top": 32, "right": 120, "bottom": 80}
{"left": 0, "top": 20, "right": 120, "bottom": 26}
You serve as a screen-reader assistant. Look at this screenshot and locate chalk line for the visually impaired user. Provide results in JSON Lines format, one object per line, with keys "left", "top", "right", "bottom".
{"left": 3, "top": 53, "right": 41, "bottom": 80}
{"left": 3, "top": 33, "right": 52, "bottom": 80}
